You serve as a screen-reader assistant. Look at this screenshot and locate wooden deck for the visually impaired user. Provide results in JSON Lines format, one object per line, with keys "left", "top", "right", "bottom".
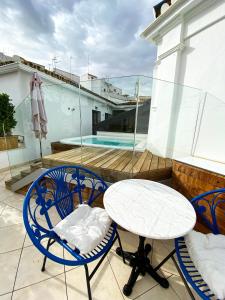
{"left": 42, "top": 147, "right": 172, "bottom": 182}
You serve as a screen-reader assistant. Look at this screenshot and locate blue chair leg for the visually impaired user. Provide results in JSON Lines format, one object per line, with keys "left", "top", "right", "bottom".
{"left": 154, "top": 248, "right": 195, "bottom": 300}
{"left": 84, "top": 264, "right": 92, "bottom": 300}
{"left": 41, "top": 238, "right": 55, "bottom": 272}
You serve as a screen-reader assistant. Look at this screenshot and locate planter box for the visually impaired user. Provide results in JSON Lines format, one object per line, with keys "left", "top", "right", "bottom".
{"left": 0, "top": 136, "right": 18, "bottom": 151}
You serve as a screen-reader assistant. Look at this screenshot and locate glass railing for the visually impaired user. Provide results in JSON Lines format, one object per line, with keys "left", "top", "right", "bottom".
{"left": 6, "top": 74, "right": 224, "bottom": 185}
{"left": 79, "top": 76, "right": 140, "bottom": 181}
{"left": 5, "top": 95, "right": 41, "bottom": 177}
{"left": 6, "top": 81, "right": 82, "bottom": 177}
{"left": 0, "top": 123, "right": 10, "bottom": 171}
{"left": 192, "top": 93, "right": 225, "bottom": 164}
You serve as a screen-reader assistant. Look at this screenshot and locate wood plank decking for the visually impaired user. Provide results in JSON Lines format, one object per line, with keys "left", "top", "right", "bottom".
{"left": 42, "top": 147, "right": 172, "bottom": 182}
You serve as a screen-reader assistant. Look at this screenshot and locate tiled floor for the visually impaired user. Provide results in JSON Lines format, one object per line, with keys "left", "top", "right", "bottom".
{"left": 0, "top": 170, "right": 199, "bottom": 300}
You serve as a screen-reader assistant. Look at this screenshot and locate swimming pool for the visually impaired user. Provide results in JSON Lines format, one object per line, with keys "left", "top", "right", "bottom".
{"left": 60, "top": 135, "right": 146, "bottom": 150}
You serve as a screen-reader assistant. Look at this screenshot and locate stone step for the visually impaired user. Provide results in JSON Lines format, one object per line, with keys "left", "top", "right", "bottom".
{"left": 5, "top": 174, "right": 22, "bottom": 190}
{"left": 5, "top": 179, "right": 13, "bottom": 190}
{"left": 20, "top": 168, "right": 32, "bottom": 177}
{"left": 4, "top": 160, "right": 44, "bottom": 191}
{"left": 30, "top": 161, "right": 42, "bottom": 171}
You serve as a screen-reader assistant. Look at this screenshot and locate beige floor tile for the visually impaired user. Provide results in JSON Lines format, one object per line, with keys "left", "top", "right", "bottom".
{"left": 0, "top": 249, "right": 21, "bottom": 295}
{"left": 3, "top": 194, "right": 25, "bottom": 211}
{"left": 136, "top": 276, "right": 184, "bottom": 300}
{"left": 108, "top": 250, "right": 170, "bottom": 300}
{"left": 0, "top": 172, "right": 11, "bottom": 187}
{"left": 12, "top": 274, "right": 67, "bottom": 300}
{"left": 0, "top": 206, "right": 23, "bottom": 228}
{"left": 15, "top": 243, "right": 64, "bottom": 289}
{"left": 0, "top": 224, "right": 26, "bottom": 253}
{"left": 0, "top": 189, "right": 15, "bottom": 202}
{"left": 0, "top": 293, "right": 12, "bottom": 300}
{"left": 66, "top": 258, "right": 124, "bottom": 300}
{"left": 0, "top": 202, "right": 6, "bottom": 215}
{"left": 168, "top": 275, "right": 201, "bottom": 300}
{"left": 162, "top": 239, "right": 175, "bottom": 252}
{"left": 112, "top": 229, "right": 139, "bottom": 253}
{"left": 151, "top": 240, "right": 179, "bottom": 276}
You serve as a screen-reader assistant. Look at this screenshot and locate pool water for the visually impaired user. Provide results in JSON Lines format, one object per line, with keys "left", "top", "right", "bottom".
{"left": 72, "top": 137, "right": 137, "bottom": 148}
{"left": 60, "top": 135, "right": 145, "bottom": 150}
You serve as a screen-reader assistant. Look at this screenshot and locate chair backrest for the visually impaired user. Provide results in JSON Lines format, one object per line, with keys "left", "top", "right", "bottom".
{"left": 23, "top": 166, "right": 108, "bottom": 249}
{"left": 191, "top": 188, "right": 225, "bottom": 234}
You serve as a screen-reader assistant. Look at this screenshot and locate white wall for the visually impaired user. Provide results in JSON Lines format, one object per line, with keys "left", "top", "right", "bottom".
{"left": 146, "top": 0, "right": 225, "bottom": 162}
{"left": 181, "top": 2, "right": 225, "bottom": 101}
{"left": 0, "top": 71, "right": 24, "bottom": 106}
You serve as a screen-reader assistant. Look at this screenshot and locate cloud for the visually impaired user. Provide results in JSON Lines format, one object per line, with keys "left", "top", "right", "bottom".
{"left": 0, "top": 0, "right": 158, "bottom": 77}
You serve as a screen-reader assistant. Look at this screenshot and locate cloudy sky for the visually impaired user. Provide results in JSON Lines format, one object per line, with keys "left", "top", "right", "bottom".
{"left": 0, "top": 0, "right": 158, "bottom": 77}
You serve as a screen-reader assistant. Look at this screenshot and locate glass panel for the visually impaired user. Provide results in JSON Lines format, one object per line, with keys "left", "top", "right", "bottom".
{"left": 79, "top": 76, "right": 138, "bottom": 183}
{"left": 193, "top": 93, "right": 225, "bottom": 163}
{"left": 5, "top": 73, "right": 205, "bottom": 185}
{"left": 131, "top": 76, "right": 152, "bottom": 178}
{"left": 0, "top": 122, "right": 10, "bottom": 174}
{"left": 169, "top": 83, "right": 203, "bottom": 159}
{"left": 6, "top": 96, "right": 40, "bottom": 177}
{"left": 6, "top": 81, "right": 81, "bottom": 178}
{"left": 134, "top": 76, "right": 203, "bottom": 179}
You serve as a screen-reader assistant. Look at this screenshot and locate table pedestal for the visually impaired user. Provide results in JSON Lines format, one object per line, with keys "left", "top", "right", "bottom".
{"left": 116, "top": 236, "right": 169, "bottom": 296}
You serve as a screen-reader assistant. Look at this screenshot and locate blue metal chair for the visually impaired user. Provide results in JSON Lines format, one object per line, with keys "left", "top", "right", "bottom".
{"left": 23, "top": 165, "right": 124, "bottom": 300}
{"left": 153, "top": 188, "right": 225, "bottom": 299}
{"left": 175, "top": 188, "right": 225, "bottom": 299}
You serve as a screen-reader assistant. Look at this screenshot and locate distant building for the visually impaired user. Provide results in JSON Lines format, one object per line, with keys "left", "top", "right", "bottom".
{"left": 80, "top": 73, "right": 131, "bottom": 104}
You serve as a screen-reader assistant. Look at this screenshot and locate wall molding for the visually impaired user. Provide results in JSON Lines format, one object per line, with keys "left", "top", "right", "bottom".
{"left": 156, "top": 42, "right": 185, "bottom": 64}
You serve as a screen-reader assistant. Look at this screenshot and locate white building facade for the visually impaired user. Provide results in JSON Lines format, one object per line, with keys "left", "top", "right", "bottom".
{"left": 80, "top": 73, "right": 131, "bottom": 103}
{"left": 141, "top": 0, "right": 225, "bottom": 164}
{"left": 0, "top": 62, "right": 114, "bottom": 170}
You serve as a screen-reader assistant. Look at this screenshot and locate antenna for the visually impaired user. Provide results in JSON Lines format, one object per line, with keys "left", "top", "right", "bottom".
{"left": 52, "top": 56, "right": 61, "bottom": 71}
{"left": 69, "top": 56, "right": 73, "bottom": 79}
{"left": 87, "top": 54, "right": 90, "bottom": 74}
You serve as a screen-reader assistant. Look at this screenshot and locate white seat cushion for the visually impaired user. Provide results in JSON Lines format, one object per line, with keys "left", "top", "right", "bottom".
{"left": 53, "top": 204, "right": 112, "bottom": 254}
{"left": 185, "top": 230, "right": 225, "bottom": 299}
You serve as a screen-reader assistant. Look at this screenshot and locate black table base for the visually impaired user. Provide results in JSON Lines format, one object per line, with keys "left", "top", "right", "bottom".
{"left": 116, "top": 236, "right": 169, "bottom": 296}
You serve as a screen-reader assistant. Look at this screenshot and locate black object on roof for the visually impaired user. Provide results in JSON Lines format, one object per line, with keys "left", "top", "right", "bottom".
{"left": 153, "top": 0, "right": 171, "bottom": 18}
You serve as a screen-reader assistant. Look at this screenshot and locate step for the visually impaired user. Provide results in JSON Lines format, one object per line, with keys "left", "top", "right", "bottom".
{"left": 20, "top": 168, "right": 32, "bottom": 177}
{"left": 5, "top": 179, "right": 13, "bottom": 190}
{"left": 30, "top": 161, "right": 42, "bottom": 171}
{"left": 5, "top": 174, "right": 22, "bottom": 190}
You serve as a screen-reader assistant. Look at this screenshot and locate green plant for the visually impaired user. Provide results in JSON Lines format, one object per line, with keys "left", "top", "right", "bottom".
{"left": 0, "top": 93, "right": 17, "bottom": 137}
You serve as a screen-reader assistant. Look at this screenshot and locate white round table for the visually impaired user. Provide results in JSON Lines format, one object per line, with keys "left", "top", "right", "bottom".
{"left": 103, "top": 179, "right": 196, "bottom": 296}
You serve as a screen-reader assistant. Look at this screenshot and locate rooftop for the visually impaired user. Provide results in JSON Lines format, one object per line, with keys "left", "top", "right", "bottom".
{"left": 0, "top": 54, "right": 141, "bottom": 108}
{"left": 0, "top": 169, "right": 199, "bottom": 300}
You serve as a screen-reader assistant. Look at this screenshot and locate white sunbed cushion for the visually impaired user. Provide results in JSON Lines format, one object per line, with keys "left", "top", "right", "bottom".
{"left": 53, "top": 204, "right": 112, "bottom": 255}
{"left": 185, "top": 230, "right": 225, "bottom": 299}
